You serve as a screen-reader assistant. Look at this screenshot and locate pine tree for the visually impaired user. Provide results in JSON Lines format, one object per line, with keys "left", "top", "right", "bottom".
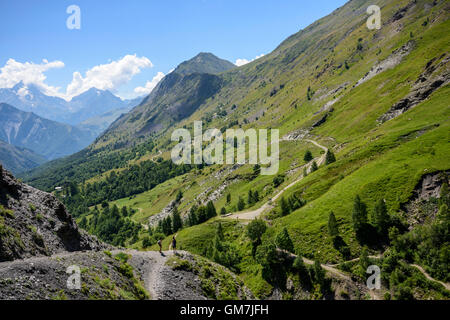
{"left": 216, "top": 222, "right": 224, "bottom": 241}
{"left": 304, "top": 150, "right": 313, "bottom": 162}
{"left": 358, "top": 246, "right": 370, "bottom": 277}
{"left": 226, "top": 193, "right": 231, "bottom": 203}
{"left": 247, "top": 219, "right": 267, "bottom": 255}
{"left": 439, "top": 182, "right": 449, "bottom": 207}
{"left": 325, "top": 150, "right": 336, "bottom": 165}
{"left": 172, "top": 207, "right": 183, "bottom": 233}
{"left": 372, "top": 199, "right": 389, "bottom": 235}
{"left": 176, "top": 190, "right": 183, "bottom": 202}
{"left": 328, "top": 212, "right": 339, "bottom": 237}
{"left": 292, "top": 256, "right": 310, "bottom": 286}
{"left": 162, "top": 216, "right": 172, "bottom": 235}
{"left": 188, "top": 205, "right": 198, "bottom": 226}
{"left": 253, "top": 190, "right": 259, "bottom": 203}
{"left": 220, "top": 207, "right": 226, "bottom": 215}
{"left": 197, "top": 206, "right": 207, "bottom": 223}
{"left": 237, "top": 197, "right": 245, "bottom": 211}
{"left": 437, "top": 203, "right": 449, "bottom": 222}
{"left": 121, "top": 206, "right": 129, "bottom": 217}
{"left": 280, "top": 196, "right": 290, "bottom": 216}
{"left": 206, "top": 201, "right": 217, "bottom": 219}
{"left": 275, "top": 227, "right": 294, "bottom": 252}
{"left": 352, "top": 195, "right": 368, "bottom": 231}
{"left": 248, "top": 190, "right": 254, "bottom": 205}
{"left": 313, "top": 260, "right": 325, "bottom": 286}
{"left": 310, "top": 161, "right": 318, "bottom": 172}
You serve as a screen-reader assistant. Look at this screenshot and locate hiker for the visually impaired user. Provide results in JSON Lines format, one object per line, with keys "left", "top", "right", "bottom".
{"left": 171, "top": 235, "right": 177, "bottom": 254}
{"left": 157, "top": 239, "right": 162, "bottom": 253}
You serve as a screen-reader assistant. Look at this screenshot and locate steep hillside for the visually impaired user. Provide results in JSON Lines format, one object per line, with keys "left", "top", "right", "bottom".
{"left": 0, "top": 165, "right": 106, "bottom": 261}
{"left": 0, "top": 103, "right": 96, "bottom": 160}
{"left": 0, "top": 140, "right": 46, "bottom": 174}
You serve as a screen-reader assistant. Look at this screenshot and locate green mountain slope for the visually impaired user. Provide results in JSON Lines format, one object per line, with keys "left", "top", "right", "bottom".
{"left": 0, "top": 140, "right": 46, "bottom": 174}
{"left": 21, "top": 0, "right": 450, "bottom": 300}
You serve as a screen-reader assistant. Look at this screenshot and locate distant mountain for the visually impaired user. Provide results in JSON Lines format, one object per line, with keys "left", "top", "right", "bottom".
{"left": 77, "top": 106, "right": 132, "bottom": 136}
{"left": 0, "top": 140, "right": 46, "bottom": 174}
{"left": 0, "top": 82, "right": 69, "bottom": 122}
{"left": 173, "top": 52, "right": 236, "bottom": 75}
{"left": 0, "top": 83, "right": 143, "bottom": 126}
{"left": 68, "top": 88, "right": 129, "bottom": 124}
{"left": 96, "top": 53, "right": 234, "bottom": 147}
{"left": 0, "top": 103, "right": 96, "bottom": 160}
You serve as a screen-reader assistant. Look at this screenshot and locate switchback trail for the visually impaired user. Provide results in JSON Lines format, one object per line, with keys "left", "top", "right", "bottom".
{"left": 224, "top": 139, "right": 328, "bottom": 221}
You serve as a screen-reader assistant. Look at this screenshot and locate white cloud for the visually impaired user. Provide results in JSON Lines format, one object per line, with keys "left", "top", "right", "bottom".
{"left": 65, "top": 54, "right": 153, "bottom": 99}
{"left": 0, "top": 58, "right": 65, "bottom": 97}
{"left": 235, "top": 54, "right": 265, "bottom": 66}
{"left": 134, "top": 71, "right": 165, "bottom": 95}
{"left": 0, "top": 54, "right": 154, "bottom": 100}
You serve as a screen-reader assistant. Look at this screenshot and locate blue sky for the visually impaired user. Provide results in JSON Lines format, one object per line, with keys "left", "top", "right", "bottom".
{"left": 0, "top": 0, "right": 347, "bottom": 99}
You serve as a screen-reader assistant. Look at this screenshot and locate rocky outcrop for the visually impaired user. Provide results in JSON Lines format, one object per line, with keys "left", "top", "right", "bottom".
{"left": 402, "top": 171, "right": 449, "bottom": 227}
{"left": 355, "top": 41, "right": 415, "bottom": 88}
{"left": 378, "top": 53, "right": 450, "bottom": 123}
{"left": 0, "top": 166, "right": 107, "bottom": 262}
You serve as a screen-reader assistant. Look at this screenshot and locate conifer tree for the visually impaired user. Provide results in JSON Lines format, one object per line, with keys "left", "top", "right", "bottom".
{"left": 328, "top": 211, "right": 339, "bottom": 237}
{"left": 237, "top": 197, "right": 245, "bottom": 211}
{"left": 352, "top": 195, "right": 368, "bottom": 231}
{"left": 325, "top": 150, "right": 336, "bottom": 165}
{"left": 206, "top": 201, "right": 217, "bottom": 219}
{"left": 304, "top": 150, "right": 313, "bottom": 162}
{"left": 372, "top": 199, "right": 389, "bottom": 235}
{"left": 311, "top": 161, "right": 318, "bottom": 172}
{"left": 280, "top": 196, "right": 290, "bottom": 216}
{"left": 275, "top": 227, "right": 294, "bottom": 252}
{"left": 172, "top": 207, "right": 183, "bottom": 232}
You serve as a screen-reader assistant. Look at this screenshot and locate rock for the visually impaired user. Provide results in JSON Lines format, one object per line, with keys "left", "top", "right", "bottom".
{"left": 0, "top": 168, "right": 108, "bottom": 262}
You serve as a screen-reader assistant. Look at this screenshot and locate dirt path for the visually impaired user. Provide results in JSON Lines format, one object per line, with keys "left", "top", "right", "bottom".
{"left": 224, "top": 139, "right": 328, "bottom": 221}
{"left": 120, "top": 249, "right": 178, "bottom": 300}
{"left": 411, "top": 264, "right": 450, "bottom": 291}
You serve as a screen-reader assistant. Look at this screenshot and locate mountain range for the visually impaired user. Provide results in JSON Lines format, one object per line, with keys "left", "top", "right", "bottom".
{"left": 0, "top": 82, "right": 143, "bottom": 127}
{"left": 0, "top": 103, "right": 97, "bottom": 161}
{"left": 0, "top": 82, "right": 144, "bottom": 173}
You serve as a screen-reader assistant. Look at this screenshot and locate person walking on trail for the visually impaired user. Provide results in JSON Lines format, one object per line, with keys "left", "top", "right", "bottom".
{"left": 171, "top": 235, "right": 177, "bottom": 254}
{"left": 157, "top": 239, "right": 162, "bottom": 254}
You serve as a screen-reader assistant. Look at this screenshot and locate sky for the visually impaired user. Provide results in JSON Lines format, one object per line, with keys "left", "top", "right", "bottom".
{"left": 0, "top": 0, "right": 347, "bottom": 100}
